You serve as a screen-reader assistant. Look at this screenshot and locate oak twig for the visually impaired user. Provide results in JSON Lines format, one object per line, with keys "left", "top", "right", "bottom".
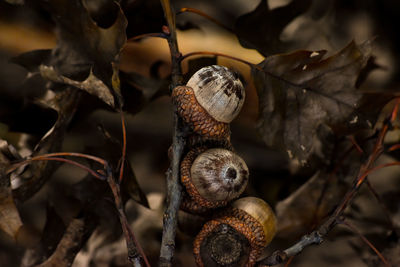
{"left": 37, "top": 216, "right": 96, "bottom": 267}
{"left": 341, "top": 220, "right": 390, "bottom": 267}
{"left": 107, "top": 169, "right": 150, "bottom": 267}
{"left": 258, "top": 100, "right": 400, "bottom": 266}
{"left": 177, "top": 7, "right": 232, "bottom": 32}
{"left": 159, "top": 0, "right": 185, "bottom": 266}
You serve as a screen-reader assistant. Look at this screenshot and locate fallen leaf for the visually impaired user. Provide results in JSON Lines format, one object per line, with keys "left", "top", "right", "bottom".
{"left": 43, "top": 0, "right": 127, "bottom": 81}
{"left": 12, "top": 88, "right": 80, "bottom": 202}
{"left": 40, "top": 65, "right": 115, "bottom": 108}
{"left": 275, "top": 171, "right": 347, "bottom": 239}
{"left": 234, "top": 0, "right": 312, "bottom": 56}
{"left": 95, "top": 125, "right": 149, "bottom": 208}
{"left": 254, "top": 40, "right": 391, "bottom": 163}
{"left": 0, "top": 140, "right": 23, "bottom": 239}
{"left": 21, "top": 205, "right": 66, "bottom": 267}
{"left": 12, "top": 0, "right": 127, "bottom": 108}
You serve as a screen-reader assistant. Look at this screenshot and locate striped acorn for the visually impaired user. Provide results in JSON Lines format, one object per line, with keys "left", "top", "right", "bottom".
{"left": 180, "top": 147, "right": 249, "bottom": 214}
{"left": 172, "top": 65, "right": 245, "bottom": 141}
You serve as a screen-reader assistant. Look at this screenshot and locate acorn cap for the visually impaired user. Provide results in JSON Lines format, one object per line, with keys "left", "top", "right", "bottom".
{"left": 187, "top": 65, "right": 245, "bottom": 123}
{"left": 231, "top": 197, "right": 277, "bottom": 246}
{"left": 190, "top": 148, "right": 249, "bottom": 202}
{"left": 172, "top": 85, "right": 230, "bottom": 140}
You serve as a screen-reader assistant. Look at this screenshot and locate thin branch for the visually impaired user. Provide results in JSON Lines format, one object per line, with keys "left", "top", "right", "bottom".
{"left": 181, "top": 51, "right": 305, "bottom": 91}
{"left": 388, "top": 143, "right": 400, "bottom": 152}
{"left": 37, "top": 216, "right": 96, "bottom": 267}
{"left": 32, "top": 152, "right": 106, "bottom": 166}
{"left": 284, "top": 256, "right": 294, "bottom": 267}
{"left": 182, "top": 51, "right": 371, "bottom": 109}
{"left": 348, "top": 135, "right": 364, "bottom": 154}
{"left": 107, "top": 170, "right": 150, "bottom": 267}
{"left": 341, "top": 220, "right": 390, "bottom": 267}
{"left": 181, "top": 51, "right": 257, "bottom": 69}
{"left": 159, "top": 0, "right": 185, "bottom": 266}
{"left": 119, "top": 111, "right": 127, "bottom": 183}
{"left": 258, "top": 101, "right": 400, "bottom": 266}
{"left": 22, "top": 156, "right": 104, "bottom": 180}
{"left": 365, "top": 180, "right": 397, "bottom": 233}
{"left": 177, "top": 7, "right": 232, "bottom": 32}
{"left": 127, "top": 32, "right": 167, "bottom": 43}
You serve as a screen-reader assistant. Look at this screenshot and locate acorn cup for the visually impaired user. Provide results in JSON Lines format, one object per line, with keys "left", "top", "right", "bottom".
{"left": 193, "top": 197, "right": 277, "bottom": 267}
{"left": 180, "top": 147, "right": 249, "bottom": 214}
{"left": 172, "top": 65, "right": 245, "bottom": 142}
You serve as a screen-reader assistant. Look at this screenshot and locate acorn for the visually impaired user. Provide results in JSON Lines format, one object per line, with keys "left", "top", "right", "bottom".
{"left": 180, "top": 147, "right": 249, "bottom": 214}
{"left": 172, "top": 65, "right": 245, "bottom": 141}
{"left": 193, "top": 197, "right": 277, "bottom": 267}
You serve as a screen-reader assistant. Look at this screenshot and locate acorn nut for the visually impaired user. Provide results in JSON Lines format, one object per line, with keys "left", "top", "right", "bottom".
{"left": 172, "top": 65, "right": 245, "bottom": 140}
{"left": 180, "top": 148, "right": 249, "bottom": 213}
{"left": 193, "top": 197, "right": 277, "bottom": 267}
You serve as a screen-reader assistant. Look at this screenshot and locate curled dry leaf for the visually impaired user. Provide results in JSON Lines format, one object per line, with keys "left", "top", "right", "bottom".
{"left": 254, "top": 40, "right": 392, "bottom": 164}
{"left": 0, "top": 140, "right": 23, "bottom": 239}
{"left": 40, "top": 65, "right": 115, "bottom": 108}
{"left": 12, "top": 88, "right": 80, "bottom": 202}
{"left": 13, "top": 0, "right": 127, "bottom": 108}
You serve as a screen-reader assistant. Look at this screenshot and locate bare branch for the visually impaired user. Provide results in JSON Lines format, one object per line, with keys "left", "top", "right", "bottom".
{"left": 159, "top": 0, "right": 186, "bottom": 266}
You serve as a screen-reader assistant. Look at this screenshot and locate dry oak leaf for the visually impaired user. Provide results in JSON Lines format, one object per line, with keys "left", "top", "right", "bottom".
{"left": 254, "top": 40, "right": 389, "bottom": 164}
{"left": 0, "top": 140, "right": 23, "bottom": 239}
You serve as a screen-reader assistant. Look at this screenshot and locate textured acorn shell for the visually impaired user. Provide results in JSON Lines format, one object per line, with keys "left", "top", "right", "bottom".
{"left": 172, "top": 85, "right": 230, "bottom": 140}
{"left": 180, "top": 148, "right": 249, "bottom": 212}
{"left": 191, "top": 148, "right": 249, "bottom": 202}
{"left": 193, "top": 197, "right": 277, "bottom": 267}
{"left": 186, "top": 65, "right": 245, "bottom": 123}
{"left": 232, "top": 197, "right": 277, "bottom": 246}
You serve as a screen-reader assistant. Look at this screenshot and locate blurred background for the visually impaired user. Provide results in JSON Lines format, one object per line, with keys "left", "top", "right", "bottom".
{"left": 1, "top": 0, "right": 400, "bottom": 266}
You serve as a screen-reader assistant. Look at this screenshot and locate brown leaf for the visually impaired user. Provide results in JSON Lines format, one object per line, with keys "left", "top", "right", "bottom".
{"left": 13, "top": 88, "right": 81, "bottom": 202}
{"left": 13, "top": 0, "right": 127, "bottom": 108}
{"left": 234, "top": 0, "right": 312, "bottom": 56}
{"left": 275, "top": 171, "right": 347, "bottom": 239}
{"left": 40, "top": 65, "right": 115, "bottom": 108}
{"left": 0, "top": 140, "right": 23, "bottom": 239}
{"left": 254, "top": 40, "right": 391, "bottom": 163}
{"left": 96, "top": 125, "right": 149, "bottom": 208}
{"left": 44, "top": 0, "right": 127, "bottom": 80}
{"left": 21, "top": 205, "right": 66, "bottom": 267}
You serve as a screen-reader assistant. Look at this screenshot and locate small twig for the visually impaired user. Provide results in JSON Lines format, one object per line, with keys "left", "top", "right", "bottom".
{"left": 177, "top": 7, "right": 232, "bottom": 32}
{"left": 181, "top": 51, "right": 256, "bottom": 68}
{"left": 258, "top": 100, "right": 400, "bottom": 266}
{"left": 349, "top": 135, "right": 364, "bottom": 154}
{"left": 181, "top": 51, "right": 308, "bottom": 90}
{"left": 159, "top": 0, "right": 185, "bottom": 266}
{"left": 388, "top": 143, "right": 400, "bottom": 152}
{"left": 18, "top": 156, "right": 104, "bottom": 180}
{"left": 119, "top": 111, "right": 127, "bottom": 183}
{"left": 341, "top": 220, "right": 390, "bottom": 267}
{"left": 127, "top": 32, "right": 167, "bottom": 42}
{"left": 284, "top": 256, "right": 294, "bottom": 267}
{"left": 31, "top": 152, "right": 106, "bottom": 166}
{"left": 37, "top": 216, "right": 96, "bottom": 267}
{"left": 259, "top": 230, "right": 326, "bottom": 266}
{"left": 107, "top": 169, "right": 150, "bottom": 267}
{"left": 365, "top": 180, "right": 397, "bottom": 233}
